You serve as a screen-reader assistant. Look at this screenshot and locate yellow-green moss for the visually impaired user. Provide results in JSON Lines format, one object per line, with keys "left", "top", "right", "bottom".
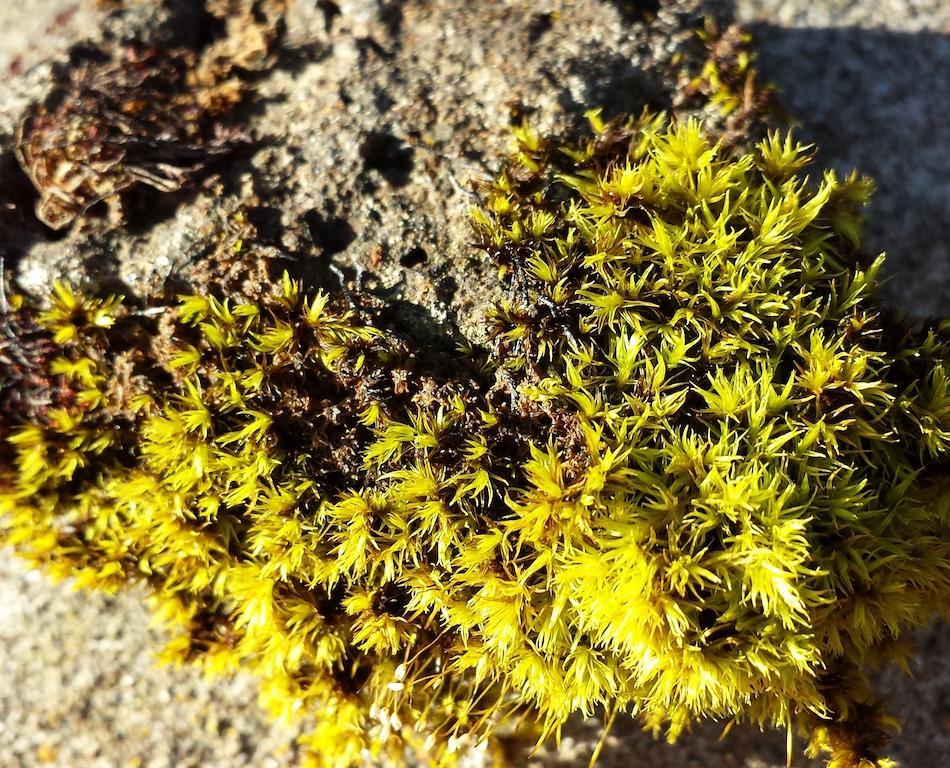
{"left": 2, "top": 114, "right": 949, "bottom": 768}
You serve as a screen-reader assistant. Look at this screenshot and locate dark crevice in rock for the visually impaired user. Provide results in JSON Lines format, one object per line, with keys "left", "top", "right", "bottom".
{"left": 316, "top": 0, "right": 342, "bottom": 33}
{"left": 610, "top": 0, "right": 663, "bottom": 23}
{"left": 527, "top": 12, "right": 555, "bottom": 46}
{"left": 399, "top": 246, "right": 427, "bottom": 269}
{"left": 359, "top": 131, "right": 415, "bottom": 187}
{"left": 305, "top": 211, "right": 358, "bottom": 257}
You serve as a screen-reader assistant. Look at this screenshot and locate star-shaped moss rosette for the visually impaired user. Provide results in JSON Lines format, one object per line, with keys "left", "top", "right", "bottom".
{"left": 2, "top": 113, "right": 948, "bottom": 768}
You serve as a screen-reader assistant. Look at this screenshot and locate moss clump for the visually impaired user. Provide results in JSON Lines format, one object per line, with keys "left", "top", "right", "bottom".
{"left": 2, "top": 113, "right": 949, "bottom": 768}
{"left": 675, "top": 21, "right": 779, "bottom": 145}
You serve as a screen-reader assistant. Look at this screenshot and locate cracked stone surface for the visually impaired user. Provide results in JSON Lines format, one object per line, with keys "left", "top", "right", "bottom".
{"left": 0, "top": 1, "right": 947, "bottom": 767}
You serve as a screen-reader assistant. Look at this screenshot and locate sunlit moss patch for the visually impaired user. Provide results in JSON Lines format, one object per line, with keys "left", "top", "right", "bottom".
{"left": 2, "top": 113, "right": 948, "bottom": 768}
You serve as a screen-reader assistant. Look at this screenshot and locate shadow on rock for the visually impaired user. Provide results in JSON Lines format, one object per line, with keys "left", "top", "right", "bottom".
{"left": 0, "top": 148, "right": 50, "bottom": 265}
{"left": 743, "top": 22, "right": 950, "bottom": 318}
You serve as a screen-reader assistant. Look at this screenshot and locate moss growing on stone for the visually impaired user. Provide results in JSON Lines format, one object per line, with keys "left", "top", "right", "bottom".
{"left": 2, "top": 113, "right": 948, "bottom": 768}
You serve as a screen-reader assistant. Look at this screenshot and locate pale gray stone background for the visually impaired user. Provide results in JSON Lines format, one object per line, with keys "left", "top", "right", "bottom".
{"left": 0, "top": 1, "right": 947, "bottom": 767}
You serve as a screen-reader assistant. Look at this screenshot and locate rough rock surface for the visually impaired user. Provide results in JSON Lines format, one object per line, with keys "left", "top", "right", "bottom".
{"left": 0, "top": 1, "right": 947, "bottom": 767}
